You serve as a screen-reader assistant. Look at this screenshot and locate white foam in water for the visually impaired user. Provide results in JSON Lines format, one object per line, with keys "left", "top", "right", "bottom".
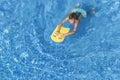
{"left": 0, "top": 48, "right": 2, "bottom": 51}
{"left": 101, "top": 0, "right": 108, "bottom": 4}
{"left": 110, "top": 1, "right": 120, "bottom": 11}
{"left": 6, "top": 63, "right": 10, "bottom": 66}
{"left": 0, "top": 11, "right": 4, "bottom": 16}
{"left": 115, "top": 1, "right": 120, "bottom": 5}
{"left": 4, "top": 29, "right": 9, "bottom": 33}
{"left": 4, "top": 40, "right": 9, "bottom": 44}
{"left": 31, "top": 59, "right": 35, "bottom": 64}
{"left": 111, "top": 12, "right": 120, "bottom": 21}
{"left": 20, "top": 52, "right": 29, "bottom": 58}
{"left": 15, "top": 44, "right": 22, "bottom": 49}
{"left": 14, "top": 58, "right": 18, "bottom": 62}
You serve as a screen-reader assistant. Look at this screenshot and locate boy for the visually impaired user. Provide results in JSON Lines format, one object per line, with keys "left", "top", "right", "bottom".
{"left": 55, "top": 3, "right": 94, "bottom": 38}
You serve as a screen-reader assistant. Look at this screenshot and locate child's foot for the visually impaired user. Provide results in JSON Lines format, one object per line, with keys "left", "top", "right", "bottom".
{"left": 75, "top": 3, "right": 80, "bottom": 8}
{"left": 90, "top": 8, "right": 95, "bottom": 14}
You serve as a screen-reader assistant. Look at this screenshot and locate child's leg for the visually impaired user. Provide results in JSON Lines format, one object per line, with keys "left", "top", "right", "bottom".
{"left": 68, "top": 3, "right": 81, "bottom": 14}
{"left": 87, "top": 8, "right": 95, "bottom": 14}
{"left": 74, "top": 3, "right": 81, "bottom": 8}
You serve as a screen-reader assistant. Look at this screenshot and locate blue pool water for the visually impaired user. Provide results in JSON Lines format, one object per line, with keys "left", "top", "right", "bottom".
{"left": 0, "top": 0, "right": 120, "bottom": 80}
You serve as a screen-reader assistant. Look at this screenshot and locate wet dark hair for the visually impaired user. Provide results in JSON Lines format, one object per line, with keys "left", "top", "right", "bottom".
{"left": 69, "top": 13, "right": 77, "bottom": 20}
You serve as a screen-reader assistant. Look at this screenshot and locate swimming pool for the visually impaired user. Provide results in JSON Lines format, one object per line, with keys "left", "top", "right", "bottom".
{"left": 0, "top": 0, "right": 120, "bottom": 80}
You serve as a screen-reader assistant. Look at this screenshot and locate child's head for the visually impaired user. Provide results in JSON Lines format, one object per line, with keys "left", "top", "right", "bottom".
{"left": 68, "top": 13, "right": 77, "bottom": 24}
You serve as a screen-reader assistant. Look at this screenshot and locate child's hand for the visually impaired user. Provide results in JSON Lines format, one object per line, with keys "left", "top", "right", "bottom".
{"left": 61, "top": 34, "right": 67, "bottom": 38}
{"left": 55, "top": 31, "right": 60, "bottom": 35}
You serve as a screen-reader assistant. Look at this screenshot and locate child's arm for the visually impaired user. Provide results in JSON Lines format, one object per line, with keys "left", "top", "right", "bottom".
{"left": 57, "top": 17, "right": 68, "bottom": 32}
{"left": 64, "top": 23, "right": 78, "bottom": 36}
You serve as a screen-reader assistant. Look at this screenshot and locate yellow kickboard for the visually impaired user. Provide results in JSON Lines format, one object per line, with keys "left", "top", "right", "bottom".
{"left": 51, "top": 26, "right": 70, "bottom": 42}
